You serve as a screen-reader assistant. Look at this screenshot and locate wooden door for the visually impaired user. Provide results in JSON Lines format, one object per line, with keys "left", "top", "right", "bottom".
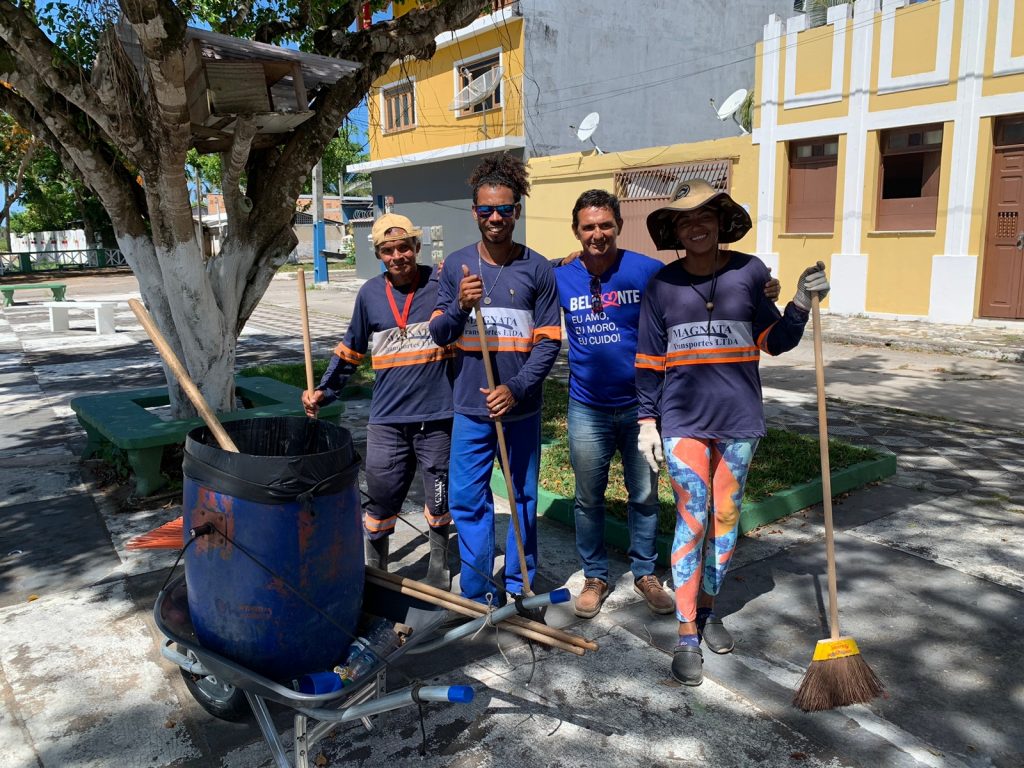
{"left": 980, "top": 121, "right": 1024, "bottom": 319}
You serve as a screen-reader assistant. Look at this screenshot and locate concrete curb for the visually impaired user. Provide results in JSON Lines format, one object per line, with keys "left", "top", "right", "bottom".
{"left": 822, "top": 331, "right": 1024, "bottom": 364}
{"left": 491, "top": 452, "right": 897, "bottom": 567}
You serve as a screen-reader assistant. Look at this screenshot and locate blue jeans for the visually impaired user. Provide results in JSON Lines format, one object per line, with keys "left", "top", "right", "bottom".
{"left": 448, "top": 412, "right": 540, "bottom": 602}
{"left": 568, "top": 398, "right": 659, "bottom": 583}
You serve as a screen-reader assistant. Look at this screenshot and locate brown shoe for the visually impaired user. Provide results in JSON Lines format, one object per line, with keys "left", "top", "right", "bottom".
{"left": 634, "top": 575, "right": 674, "bottom": 615}
{"left": 574, "top": 578, "right": 609, "bottom": 618}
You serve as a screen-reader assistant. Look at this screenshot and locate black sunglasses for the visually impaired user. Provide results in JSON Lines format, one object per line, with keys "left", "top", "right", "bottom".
{"left": 590, "top": 275, "right": 603, "bottom": 314}
{"left": 474, "top": 204, "right": 517, "bottom": 219}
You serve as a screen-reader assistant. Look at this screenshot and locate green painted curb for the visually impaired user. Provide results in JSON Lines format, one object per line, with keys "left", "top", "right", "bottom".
{"left": 490, "top": 451, "right": 896, "bottom": 567}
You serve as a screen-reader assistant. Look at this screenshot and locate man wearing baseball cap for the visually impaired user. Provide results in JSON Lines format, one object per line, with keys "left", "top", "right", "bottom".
{"left": 303, "top": 213, "right": 455, "bottom": 588}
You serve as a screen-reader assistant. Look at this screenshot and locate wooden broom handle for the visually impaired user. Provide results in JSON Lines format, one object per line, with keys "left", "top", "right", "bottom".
{"left": 296, "top": 268, "right": 316, "bottom": 396}
{"left": 367, "top": 566, "right": 597, "bottom": 652}
{"left": 128, "top": 299, "right": 239, "bottom": 453}
{"left": 811, "top": 293, "right": 840, "bottom": 640}
{"left": 366, "top": 572, "right": 582, "bottom": 655}
{"left": 474, "top": 307, "right": 533, "bottom": 596}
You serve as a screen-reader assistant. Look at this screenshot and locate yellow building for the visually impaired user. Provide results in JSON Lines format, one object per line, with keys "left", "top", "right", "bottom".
{"left": 349, "top": 1, "right": 525, "bottom": 275}
{"left": 528, "top": 0, "right": 1024, "bottom": 324}
{"left": 351, "top": 0, "right": 799, "bottom": 275}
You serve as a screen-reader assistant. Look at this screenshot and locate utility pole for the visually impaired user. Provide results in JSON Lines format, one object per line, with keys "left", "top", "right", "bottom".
{"left": 312, "top": 159, "right": 328, "bottom": 284}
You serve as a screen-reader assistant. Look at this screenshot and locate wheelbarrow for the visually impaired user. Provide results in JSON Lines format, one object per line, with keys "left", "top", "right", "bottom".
{"left": 155, "top": 573, "right": 569, "bottom": 768}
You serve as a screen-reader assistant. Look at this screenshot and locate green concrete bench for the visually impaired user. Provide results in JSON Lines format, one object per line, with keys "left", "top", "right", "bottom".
{"left": 69, "top": 376, "right": 344, "bottom": 496}
{"left": 1, "top": 282, "right": 68, "bottom": 306}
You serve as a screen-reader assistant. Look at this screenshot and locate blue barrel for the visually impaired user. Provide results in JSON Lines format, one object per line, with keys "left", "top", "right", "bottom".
{"left": 182, "top": 417, "right": 363, "bottom": 682}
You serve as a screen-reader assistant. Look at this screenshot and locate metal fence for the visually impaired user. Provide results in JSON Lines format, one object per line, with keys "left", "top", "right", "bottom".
{"left": 0, "top": 248, "right": 128, "bottom": 275}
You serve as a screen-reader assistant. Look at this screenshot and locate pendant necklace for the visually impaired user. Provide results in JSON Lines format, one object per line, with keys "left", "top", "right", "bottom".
{"left": 385, "top": 269, "right": 419, "bottom": 339}
{"left": 477, "top": 243, "right": 512, "bottom": 305}
{"left": 686, "top": 250, "right": 719, "bottom": 336}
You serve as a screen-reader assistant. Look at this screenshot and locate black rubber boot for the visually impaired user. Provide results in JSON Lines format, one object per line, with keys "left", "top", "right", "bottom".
{"left": 364, "top": 535, "right": 389, "bottom": 571}
{"left": 424, "top": 524, "right": 451, "bottom": 589}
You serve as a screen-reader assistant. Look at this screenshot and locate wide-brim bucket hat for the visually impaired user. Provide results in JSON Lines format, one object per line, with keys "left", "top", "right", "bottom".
{"left": 646, "top": 178, "right": 752, "bottom": 249}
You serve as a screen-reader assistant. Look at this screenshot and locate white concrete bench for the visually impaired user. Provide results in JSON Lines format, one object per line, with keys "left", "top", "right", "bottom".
{"left": 45, "top": 301, "right": 119, "bottom": 335}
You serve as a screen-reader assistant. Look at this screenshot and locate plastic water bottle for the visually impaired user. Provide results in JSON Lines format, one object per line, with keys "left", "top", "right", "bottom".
{"left": 333, "top": 618, "right": 404, "bottom": 685}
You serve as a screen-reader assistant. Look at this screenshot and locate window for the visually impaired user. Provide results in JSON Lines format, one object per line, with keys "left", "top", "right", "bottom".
{"left": 876, "top": 125, "right": 942, "bottom": 231}
{"left": 613, "top": 159, "right": 732, "bottom": 255}
{"left": 786, "top": 137, "right": 839, "bottom": 233}
{"left": 995, "top": 115, "right": 1024, "bottom": 147}
{"left": 457, "top": 55, "right": 501, "bottom": 114}
{"left": 383, "top": 81, "right": 415, "bottom": 132}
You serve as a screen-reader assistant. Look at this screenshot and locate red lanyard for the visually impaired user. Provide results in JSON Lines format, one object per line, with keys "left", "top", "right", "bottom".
{"left": 385, "top": 271, "right": 419, "bottom": 331}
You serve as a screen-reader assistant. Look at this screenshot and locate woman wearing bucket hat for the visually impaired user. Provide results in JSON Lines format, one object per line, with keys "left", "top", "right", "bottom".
{"left": 634, "top": 178, "right": 829, "bottom": 686}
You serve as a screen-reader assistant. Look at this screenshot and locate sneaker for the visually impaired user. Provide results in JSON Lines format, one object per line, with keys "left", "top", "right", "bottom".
{"left": 634, "top": 575, "right": 674, "bottom": 615}
{"left": 700, "top": 616, "right": 735, "bottom": 654}
{"left": 574, "top": 578, "right": 609, "bottom": 618}
{"left": 671, "top": 645, "right": 703, "bottom": 686}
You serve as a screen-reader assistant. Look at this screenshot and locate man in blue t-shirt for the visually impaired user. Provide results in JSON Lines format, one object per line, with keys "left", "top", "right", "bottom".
{"left": 555, "top": 190, "right": 779, "bottom": 619}
{"left": 554, "top": 190, "right": 673, "bottom": 618}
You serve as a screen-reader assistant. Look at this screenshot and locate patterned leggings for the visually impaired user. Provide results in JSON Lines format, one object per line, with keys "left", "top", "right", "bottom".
{"left": 663, "top": 437, "right": 759, "bottom": 623}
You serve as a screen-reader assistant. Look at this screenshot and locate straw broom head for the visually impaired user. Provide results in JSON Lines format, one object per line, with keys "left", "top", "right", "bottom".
{"left": 792, "top": 636, "right": 885, "bottom": 712}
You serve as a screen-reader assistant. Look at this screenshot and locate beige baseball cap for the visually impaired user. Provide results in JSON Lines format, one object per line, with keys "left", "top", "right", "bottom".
{"left": 371, "top": 213, "right": 423, "bottom": 246}
{"left": 646, "top": 178, "right": 752, "bottom": 249}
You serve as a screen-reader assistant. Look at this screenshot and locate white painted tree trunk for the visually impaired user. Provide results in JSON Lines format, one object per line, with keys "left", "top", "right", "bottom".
{"left": 117, "top": 230, "right": 239, "bottom": 418}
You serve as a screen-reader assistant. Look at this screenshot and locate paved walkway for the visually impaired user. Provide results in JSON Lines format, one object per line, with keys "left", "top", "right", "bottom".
{"left": 0, "top": 272, "right": 1021, "bottom": 768}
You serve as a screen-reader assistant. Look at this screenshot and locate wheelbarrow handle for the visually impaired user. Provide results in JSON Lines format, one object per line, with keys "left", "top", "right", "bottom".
{"left": 296, "top": 685, "right": 474, "bottom": 723}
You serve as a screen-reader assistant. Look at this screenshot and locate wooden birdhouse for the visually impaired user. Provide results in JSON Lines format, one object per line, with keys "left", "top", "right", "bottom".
{"left": 114, "top": 22, "right": 358, "bottom": 153}
{"left": 184, "top": 39, "right": 313, "bottom": 136}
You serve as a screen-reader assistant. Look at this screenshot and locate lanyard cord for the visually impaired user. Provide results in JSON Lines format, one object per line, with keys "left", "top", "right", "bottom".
{"left": 385, "top": 270, "right": 419, "bottom": 330}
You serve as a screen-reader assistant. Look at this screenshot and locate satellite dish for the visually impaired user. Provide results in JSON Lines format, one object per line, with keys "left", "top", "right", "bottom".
{"left": 576, "top": 112, "right": 600, "bottom": 141}
{"left": 450, "top": 65, "right": 504, "bottom": 111}
{"left": 571, "top": 111, "right": 604, "bottom": 154}
{"left": 709, "top": 88, "right": 750, "bottom": 135}
{"left": 716, "top": 88, "right": 748, "bottom": 120}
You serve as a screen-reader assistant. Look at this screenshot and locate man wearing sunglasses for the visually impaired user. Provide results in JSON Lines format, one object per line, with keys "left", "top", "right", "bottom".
{"left": 302, "top": 213, "right": 455, "bottom": 588}
{"left": 554, "top": 190, "right": 781, "bottom": 620}
{"left": 429, "top": 153, "right": 561, "bottom": 605}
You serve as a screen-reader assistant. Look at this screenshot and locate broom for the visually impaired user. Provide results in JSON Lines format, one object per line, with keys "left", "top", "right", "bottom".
{"left": 124, "top": 298, "right": 239, "bottom": 550}
{"left": 793, "top": 291, "right": 884, "bottom": 711}
{"left": 297, "top": 268, "right": 317, "bottom": 407}
{"left": 474, "top": 298, "right": 533, "bottom": 596}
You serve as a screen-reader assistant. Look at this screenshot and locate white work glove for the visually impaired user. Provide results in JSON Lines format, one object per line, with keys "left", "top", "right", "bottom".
{"left": 637, "top": 421, "right": 663, "bottom": 473}
{"left": 792, "top": 261, "right": 830, "bottom": 311}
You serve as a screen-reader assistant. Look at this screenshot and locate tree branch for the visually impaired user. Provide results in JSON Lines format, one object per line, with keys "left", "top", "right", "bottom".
{"left": 0, "top": 76, "right": 148, "bottom": 239}
{"left": 0, "top": 1, "right": 141, "bottom": 162}
{"left": 220, "top": 117, "right": 257, "bottom": 238}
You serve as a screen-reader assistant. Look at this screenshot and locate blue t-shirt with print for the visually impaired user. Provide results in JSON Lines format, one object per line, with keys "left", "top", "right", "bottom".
{"left": 555, "top": 249, "right": 663, "bottom": 409}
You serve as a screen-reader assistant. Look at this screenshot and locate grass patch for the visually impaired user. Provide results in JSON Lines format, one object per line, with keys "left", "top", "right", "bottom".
{"left": 537, "top": 379, "right": 878, "bottom": 535}
{"left": 238, "top": 357, "right": 375, "bottom": 390}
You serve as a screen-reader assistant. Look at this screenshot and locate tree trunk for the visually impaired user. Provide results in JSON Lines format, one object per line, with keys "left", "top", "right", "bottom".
{"left": 116, "top": 227, "right": 238, "bottom": 419}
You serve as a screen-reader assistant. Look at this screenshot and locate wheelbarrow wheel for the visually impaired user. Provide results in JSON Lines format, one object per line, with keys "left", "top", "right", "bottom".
{"left": 177, "top": 645, "right": 251, "bottom": 722}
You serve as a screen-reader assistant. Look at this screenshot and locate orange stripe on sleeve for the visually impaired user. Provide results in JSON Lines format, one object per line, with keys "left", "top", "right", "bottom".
{"left": 635, "top": 353, "right": 665, "bottom": 370}
{"left": 532, "top": 325, "right": 562, "bottom": 342}
{"left": 756, "top": 321, "right": 778, "bottom": 351}
{"left": 430, "top": 309, "right": 444, "bottom": 320}
{"left": 333, "top": 343, "right": 364, "bottom": 364}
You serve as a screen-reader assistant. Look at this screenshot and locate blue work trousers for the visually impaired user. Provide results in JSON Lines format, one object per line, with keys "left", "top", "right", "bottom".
{"left": 449, "top": 412, "right": 540, "bottom": 602}
{"left": 568, "top": 398, "right": 660, "bottom": 583}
